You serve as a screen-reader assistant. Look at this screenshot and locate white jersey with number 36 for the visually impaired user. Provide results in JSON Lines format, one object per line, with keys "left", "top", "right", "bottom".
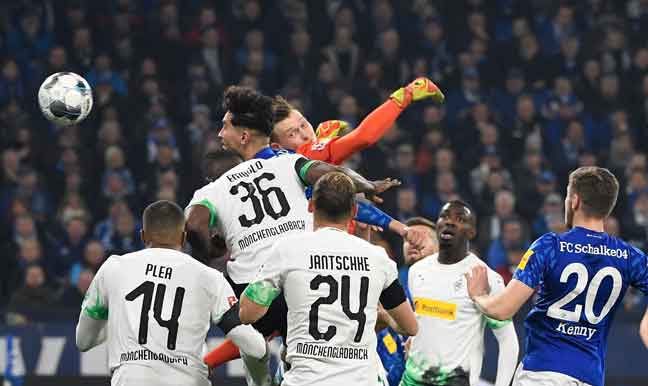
{"left": 187, "top": 153, "right": 312, "bottom": 283}
{"left": 254, "top": 227, "right": 401, "bottom": 386}
{"left": 81, "top": 248, "right": 237, "bottom": 386}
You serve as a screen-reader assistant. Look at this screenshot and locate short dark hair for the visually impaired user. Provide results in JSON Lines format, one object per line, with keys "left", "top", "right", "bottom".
{"left": 143, "top": 200, "right": 185, "bottom": 235}
{"left": 312, "top": 172, "right": 355, "bottom": 222}
{"left": 442, "top": 199, "right": 477, "bottom": 227}
{"left": 568, "top": 166, "right": 619, "bottom": 218}
{"left": 222, "top": 86, "right": 274, "bottom": 136}
{"left": 270, "top": 95, "right": 294, "bottom": 143}
{"left": 405, "top": 216, "right": 436, "bottom": 231}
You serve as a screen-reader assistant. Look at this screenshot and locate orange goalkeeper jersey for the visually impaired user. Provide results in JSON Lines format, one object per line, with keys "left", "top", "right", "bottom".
{"left": 296, "top": 100, "right": 402, "bottom": 165}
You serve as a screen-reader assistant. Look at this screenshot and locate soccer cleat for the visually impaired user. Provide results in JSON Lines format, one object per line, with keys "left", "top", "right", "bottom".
{"left": 315, "top": 120, "right": 349, "bottom": 140}
{"left": 390, "top": 77, "right": 445, "bottom": 109}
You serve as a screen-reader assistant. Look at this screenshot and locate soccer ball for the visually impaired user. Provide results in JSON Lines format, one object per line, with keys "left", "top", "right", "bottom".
{"left": 38, "top": 72, "right": 93, "bottom": 126}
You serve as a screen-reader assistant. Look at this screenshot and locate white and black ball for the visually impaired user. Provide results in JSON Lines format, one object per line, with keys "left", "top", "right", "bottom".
{"left": 38, "top": 72, "right": 93, "bottom": 126}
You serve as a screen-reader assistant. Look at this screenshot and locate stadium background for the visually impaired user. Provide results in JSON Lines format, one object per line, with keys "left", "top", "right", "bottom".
{"left": 0, "top": 0, "right": 647, "bottom": 385}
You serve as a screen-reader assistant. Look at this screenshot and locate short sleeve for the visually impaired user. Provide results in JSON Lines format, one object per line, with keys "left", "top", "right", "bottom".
{"left": 382, "top": 249, "right": 399, "bottom": 290}
{"left": 81, "top": 257, "right": 114, "bottom": 320}
{"left": 629, "top": 246, "right": 648, "bottom": 295}
{"left": 186, "top": 184, "right": 219, "bottom": 228}
{"left": 513, "top": 233, "right": 556, "bottom": 289}
{"left": 293, "top": 156, "right": 316, "bottom": 186}
{"left": 243, "top": 242, "right": 283, "bottom": 306}
{"left": 207, "top": 269, "right": 238, "bottom": 325}
{"left": 379, "top": 247, "right": 406, "bottom": 310}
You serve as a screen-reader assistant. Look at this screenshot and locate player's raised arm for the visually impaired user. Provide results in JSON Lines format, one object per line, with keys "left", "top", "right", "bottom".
{"left": 295, "top": 157, "right": 400, "bottom": 198}
{"left": 184, "top": 204, "right": 212, "bottom": 264}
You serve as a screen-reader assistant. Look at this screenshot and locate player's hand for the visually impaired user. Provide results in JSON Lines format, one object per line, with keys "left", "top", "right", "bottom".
{"left": 403, "top": 226, "right": 426, "bottom": 251}
{"left": 465, "top": 265, "right": 490, "bottom": 300}
{"left": 315, "top": 120, "right": 349, "bottom": 139}
{"left": 367, "top": 178, "right": 401, "bottom": 203}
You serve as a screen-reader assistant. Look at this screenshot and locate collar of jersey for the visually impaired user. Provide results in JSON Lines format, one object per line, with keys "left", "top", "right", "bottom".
{"left": 254, "top": 146, "right": 295, "bottom": 160}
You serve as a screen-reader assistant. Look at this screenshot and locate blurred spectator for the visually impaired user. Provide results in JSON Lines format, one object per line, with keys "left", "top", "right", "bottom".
{"left": 69, "top": 240, "right": 105, "bottom": 287}
{"left": 532, "top": 193, "right": 563, "bottom": 238}
{"left": 7, "top": 264, "right": 55, "bottom": 325}
{"left": 107, "top": 210, "right": 142, "bottom": 255}
{"left": 60, "top": 269, "right": 93, "bottom": 308}
{"left": 487, "top": 216, "right": 530, "bottom": 269}
{"left": 477, "top": 190, "right": 516, "bottom": 254}
{"left": 52, "top": 216, "right": 90, "bottom": 279}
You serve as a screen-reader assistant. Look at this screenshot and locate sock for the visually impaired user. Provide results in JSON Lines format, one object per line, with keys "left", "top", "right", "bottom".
{"left": 203, "top": 338, "right": 241, "bottom": 368}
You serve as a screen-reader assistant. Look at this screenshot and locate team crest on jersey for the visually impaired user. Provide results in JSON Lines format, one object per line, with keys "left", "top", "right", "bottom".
{"left": 310, "top": 141, "right": 329, "bottom": 151}
{"left": 453, "top": 278, "right": 463, "bottom": 292}
{"left": 227, "top": 296, "right": 238, "bottom": 307}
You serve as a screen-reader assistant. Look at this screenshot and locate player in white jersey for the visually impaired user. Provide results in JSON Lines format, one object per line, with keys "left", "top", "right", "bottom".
{"left": 402, "top": 201, "right": 518, "bottom": 386}
{"left": 185, "top": 87, "right": 397, "bottom": 335}
{"left": 239, "top": 172, "right": 418, "bottom": 386}
{"left": 75, "top": 200, "right": 269, "bottom": 386}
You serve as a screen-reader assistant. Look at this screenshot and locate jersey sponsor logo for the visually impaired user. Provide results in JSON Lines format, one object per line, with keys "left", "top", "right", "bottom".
{"left": 555, "top": 322, "right": 597, "bottom": 340}
{"left": 413, "top": 298, "right": 457, "bottom": 320}
{"left": 227, "top": 296, "right": 238, "bottom": 307}
{"left": 382, "top": 333, "right": 397, "bottom": 354}
{"left": 518, "top": 249, "right": 533, "bottom": 270}
{"left": 558, "top": 241, "right": 628, "bottom": 259}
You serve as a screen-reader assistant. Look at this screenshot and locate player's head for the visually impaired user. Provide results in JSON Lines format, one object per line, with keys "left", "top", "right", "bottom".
{"left": 403, "top": 216, "right": 438, "bottom": 265}
{"left": 203, "top": 148, "right": 243, "bottom": 183}
{"left": 436, "top": 200, "right": 476, "bottom": 251}
{"left": 310, "top": 172, "right": 356, "bottom": 226}
{"left": 219, "top": 86, "right": 274, "bottom": 159}
{"left": 565, "top": 166, "right": 619, "bottom": 228}
{"left": 141, "top": 200, "right": 186, "bottom": 249}
{"left": 270, "top": 95, "right": 316, "bottom": 151}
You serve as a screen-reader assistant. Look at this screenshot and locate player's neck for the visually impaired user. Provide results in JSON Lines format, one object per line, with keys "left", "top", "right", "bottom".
{"left": 437, "top": 245, "right": 468, "bottom": 265}
{"left": 241, "top": 140, "right": 270, "bottom": 160}
{"left": 572, "top": 213, "right": 605, "bottom": 232}
{"left": 313, "top": 216, "right": 348, "bottom": 232}
{"left": 147, "top": 243, "right": 182, "bottom": 251}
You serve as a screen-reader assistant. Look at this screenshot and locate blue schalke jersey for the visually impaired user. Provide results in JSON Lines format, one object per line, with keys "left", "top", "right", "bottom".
{"left": 513, "top": 227, "right": 648, "bottom": 386}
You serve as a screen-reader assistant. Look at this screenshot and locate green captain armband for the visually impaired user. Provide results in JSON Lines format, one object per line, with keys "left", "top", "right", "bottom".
{"left": 243, "top": 281, "right": 280, "bottom": 307}
{"left": 195, "top": 199, "right": 218, "bottom": 228}
{"left": 298, "top": 160, "right": 317, "bottom": 185}
{"left": 485, "top": 316, "right": 512, "bottom": 329}
{"left": 83, "top": 292, "right": 109, "bottom": 320}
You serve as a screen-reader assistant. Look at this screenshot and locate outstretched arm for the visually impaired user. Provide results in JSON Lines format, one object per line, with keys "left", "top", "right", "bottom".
{"left": 296, "top": 158, "right": 400, "bottom": 198}
{"left": 185, "top": 205, "right": 212, "bottom": 264}
{"left": 326, "top": 78, "right": 444, "bottom": 164}
{"left": 466, "top": 266, "right": 534, "bottom": 321}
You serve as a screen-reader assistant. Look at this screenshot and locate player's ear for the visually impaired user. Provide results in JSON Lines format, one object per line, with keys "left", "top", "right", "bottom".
{"left": 180, "top": 231, "right": 187, "bottom": 248}
{"left": 240, "top": 129, "right": 250, "bottom": 145}
{"left": 571, "top": 193, "right": 580, "bottom": 211}
{"left": 140, "top": 229, "right": 147, "bottom": 246}
{"left": 308, "top": 198, "right": 315, "bottom": 213}
{"left": 467, "top": 224, "right": 477, "bottom": 240}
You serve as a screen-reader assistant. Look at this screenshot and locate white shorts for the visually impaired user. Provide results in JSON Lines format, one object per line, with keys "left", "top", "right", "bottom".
{"left": 512, "top": 363, "right": 592, "bottom": 386}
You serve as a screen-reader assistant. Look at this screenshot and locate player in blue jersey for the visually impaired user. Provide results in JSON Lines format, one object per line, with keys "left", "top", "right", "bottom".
{"left": 465, "top": 166, "right": 648, "bottom": 386}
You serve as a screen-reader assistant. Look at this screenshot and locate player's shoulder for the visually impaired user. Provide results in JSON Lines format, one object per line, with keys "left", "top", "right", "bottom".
{"left": 409, "top": 253, "right": 436, "bottom": 274}
{"left": 530, "top": 232, "right": 560, "bottom": 248}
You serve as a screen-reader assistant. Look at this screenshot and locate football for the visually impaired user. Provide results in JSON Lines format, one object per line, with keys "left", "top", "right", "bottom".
{"left": 38, "top": 72, "right": 93, "bottom": 126}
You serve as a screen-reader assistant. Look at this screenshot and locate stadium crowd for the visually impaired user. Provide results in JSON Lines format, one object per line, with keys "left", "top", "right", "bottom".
{"left": 1, "top": 0, "right": 648, "bottom": 321}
